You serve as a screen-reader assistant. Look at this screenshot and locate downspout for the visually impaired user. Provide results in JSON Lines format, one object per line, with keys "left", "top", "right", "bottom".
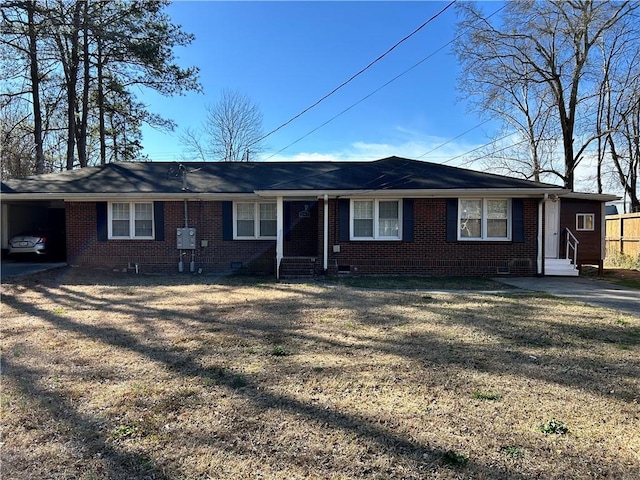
{"left": 537, "top": 194, "right": 547, "bottom": 275}
{"left": 323, "top": 194, "right": 329, "bottom": 273}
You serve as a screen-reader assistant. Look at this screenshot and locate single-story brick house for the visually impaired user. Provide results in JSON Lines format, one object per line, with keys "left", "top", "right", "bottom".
{"left": 1, "top": 156, "right": 617, "bottom": 277}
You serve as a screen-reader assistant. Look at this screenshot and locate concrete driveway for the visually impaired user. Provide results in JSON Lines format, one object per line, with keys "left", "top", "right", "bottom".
{"left": 1, "top": 260, "right": 67, "bottom": 279}
{"left": 494, "top": 276, "right": 640, "bottom": 318}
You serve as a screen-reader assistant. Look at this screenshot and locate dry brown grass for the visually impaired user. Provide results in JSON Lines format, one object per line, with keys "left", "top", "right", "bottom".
{"left": 2, "top": 268, "right": 639, "bottom": 479}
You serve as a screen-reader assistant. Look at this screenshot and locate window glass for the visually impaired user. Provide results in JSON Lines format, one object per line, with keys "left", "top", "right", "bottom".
{"left": 353, "top": 200, "right": 374, "bottom": 237}
{"left": 378, "top": 201, "right": 399, "bottom": 237}
{"left": 460, "top": 199, "right": 482, "bottom": 238}
{"left": 577, "top": 213, "right": 594, "bottom": 231}
{"left": 487, "top": 199, "right": 508, "bottom": 238}
{"left": 112, "top": 203, "right": 130, "bottom": 237}
{"left": 236, "top": 203, "right": 255, "bottom": 237}
{"left": 134, "top": 203, "right": 153, "bottom": 237}
{"left": 259, "top": 203, "right": 277, "bottom": 237}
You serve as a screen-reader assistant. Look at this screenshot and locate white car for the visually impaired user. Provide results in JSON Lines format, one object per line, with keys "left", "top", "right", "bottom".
{"left": 8, "top": 232, "right": 49, "bottom": 256}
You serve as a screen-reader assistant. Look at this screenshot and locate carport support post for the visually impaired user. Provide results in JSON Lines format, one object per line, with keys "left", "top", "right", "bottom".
{"left": 276, "top": 196, "right": 284, "bottom": 279}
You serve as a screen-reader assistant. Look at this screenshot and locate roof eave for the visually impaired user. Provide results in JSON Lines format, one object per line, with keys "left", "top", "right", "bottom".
{"left": 2, "top": 187, "right": 570, "bottom": 201}
{"left": 560, "top": 192, "right": 620, "bottom": 202}
{"left": 0, "top": 192, "right": 259, "bottom": 201}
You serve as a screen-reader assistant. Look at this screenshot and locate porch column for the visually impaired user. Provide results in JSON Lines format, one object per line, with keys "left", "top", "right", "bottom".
{"left": 276, "top": 196, "right": 284, "bottom": 279}
{"left": 537, "top": 195, "right": 545, "bottom": 275}
{"left": 323, "top": 194, "right": 329, "bottom": 272}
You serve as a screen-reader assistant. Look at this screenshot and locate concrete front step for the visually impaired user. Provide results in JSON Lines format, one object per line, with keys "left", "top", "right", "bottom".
{"left": 545, "top": 258, "right": 579, "bottom": 276}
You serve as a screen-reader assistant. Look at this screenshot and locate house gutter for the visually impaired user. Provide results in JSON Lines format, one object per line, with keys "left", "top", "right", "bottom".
{"left": 3, "top": 187, "right": 573, "bottom": 202}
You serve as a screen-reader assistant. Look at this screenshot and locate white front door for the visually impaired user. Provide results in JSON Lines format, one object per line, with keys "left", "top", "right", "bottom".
{"left": 545, "top": 199, "right": 560, "bottom": 258}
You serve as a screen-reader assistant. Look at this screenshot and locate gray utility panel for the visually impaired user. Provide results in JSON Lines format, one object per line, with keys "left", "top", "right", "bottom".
{"left": 176, "top": 228, "right": 196, "bottom": 249}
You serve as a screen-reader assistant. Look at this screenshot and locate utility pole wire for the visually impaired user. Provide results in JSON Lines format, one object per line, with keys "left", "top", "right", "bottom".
{"left": 250, "top": 0, "right": 456, "bottom": 148}
{"left": 263, "top": 3, "right": 507, "bottom": 160}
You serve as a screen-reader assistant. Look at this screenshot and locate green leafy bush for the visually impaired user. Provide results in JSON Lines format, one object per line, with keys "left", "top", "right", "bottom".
{"left": 539, "top": 419, "right": 568, "bottom": 435}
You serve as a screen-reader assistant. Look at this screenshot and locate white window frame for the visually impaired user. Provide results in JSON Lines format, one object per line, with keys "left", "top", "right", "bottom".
{"left": 576, "top": 213, "right": 595, "bottom": 231}
{"left": 233, "top": 201, "right": 277, "bottom": 239}
{"left": 108, "top": 201, "right": 155, "bottom": 240}
{"left": 458, "top": 198, "right": 511, "bottom": 241}
{"left": 350, "top": 199, "right": 402, "bottom": 241}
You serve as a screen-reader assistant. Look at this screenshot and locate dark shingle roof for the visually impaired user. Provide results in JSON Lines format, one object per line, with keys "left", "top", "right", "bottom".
{"left": 1, "top": 156, "right": 562, "bottom": 195}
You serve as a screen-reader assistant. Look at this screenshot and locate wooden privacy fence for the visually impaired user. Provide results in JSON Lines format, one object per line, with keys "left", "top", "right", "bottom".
{"left": 605, "top": 213, "right": 640, "bottom": 259}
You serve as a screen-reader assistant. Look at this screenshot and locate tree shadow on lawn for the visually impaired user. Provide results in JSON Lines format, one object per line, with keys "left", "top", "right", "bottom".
{"left": 6, "top": 273, "right": 639, "bottom": 403}
{"left": 2, "top": 356, "right": 170, "bottom": 480}
{"left": 6, "top": 275, "right": 639, "bottom": 402}
{"left": 349, "top": 290, "right": 640, "bottom": 403}
{"left": 2, "top": 289, "right": 539, "bottom": 480}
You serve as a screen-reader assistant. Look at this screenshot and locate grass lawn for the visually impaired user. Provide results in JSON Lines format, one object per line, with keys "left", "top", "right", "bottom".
{"left": 2, "top": 268, "right": 639, "bottom": 479}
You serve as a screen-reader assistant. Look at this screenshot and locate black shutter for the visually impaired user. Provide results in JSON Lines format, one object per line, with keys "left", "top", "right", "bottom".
{"left": 222, "top": 201, "right": 233, "bottom": 241}
{"left": 402, "top": 198, "right": 414, "bottom": 242}
{"left": 446, "top": 198, "right": 458, "bottom": 243}
{"left": 153, "top": 201, "right": 165, "bottom": 241}
{"left": 96, "top": 202, "right": 108, "bottom": 241}
{"left": 512, "top": 199, "right": 524, "bottom": 243}
{"left": 339, "top": 199, "right": 350, "bottom": 242}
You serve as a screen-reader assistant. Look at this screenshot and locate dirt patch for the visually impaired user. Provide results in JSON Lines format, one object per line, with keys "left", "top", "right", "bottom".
{"left": 2, "top": 268, "right": 639, "bottom": 479}
{"left": 582, "top": 266, "right": 640, "bottom": 288}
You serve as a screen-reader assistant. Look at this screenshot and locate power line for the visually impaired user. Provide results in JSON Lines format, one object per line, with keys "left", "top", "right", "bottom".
{"left": 415, "top": 120, "right": 492, "bottom": 159}
{"left": 250, "top": 0, "right": 457, "bottom": 148}
{"left": 450, "top": 134, "right": 527, "bottom": 168}
{"left": 263, "top": 3, "right": 507, "bottom": 160}
{"left": 264, "top": 30, "right": 461, "bottom": 160}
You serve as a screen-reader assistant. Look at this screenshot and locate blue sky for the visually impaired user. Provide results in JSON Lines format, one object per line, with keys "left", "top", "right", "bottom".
{"left": 140, "top": 1, "right": 500, "bottom": 165}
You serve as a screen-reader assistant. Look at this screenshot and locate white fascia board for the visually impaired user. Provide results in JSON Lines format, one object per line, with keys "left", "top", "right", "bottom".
{"left": 4, "top": 187, "right": 572, "bottom": 202}
{"left": 254, "top": 188, "right": 570, "bottom": 198}
{"left": 561, "top": 192, "right": 620, "bottom": 202}
{"left": 1, "top": 192, "right": 259, "bottom": 202}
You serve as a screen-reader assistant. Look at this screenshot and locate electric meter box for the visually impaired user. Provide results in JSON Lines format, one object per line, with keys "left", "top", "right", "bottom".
{"left": 176, "top": 227, "right": 196, "bottom": 249}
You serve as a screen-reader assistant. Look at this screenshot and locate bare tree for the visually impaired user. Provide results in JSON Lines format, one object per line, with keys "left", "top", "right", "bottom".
{"left": 0, "top": 102, "right": 37, "bottom": 179}
{"left": 593, "top": 13, "right": 640, "bottom": 211}
{"left": 181, "top": 89, "right": 264, "bottom": 162}
{"left": 455, "top": 1, "right": 639, "bottom": 190}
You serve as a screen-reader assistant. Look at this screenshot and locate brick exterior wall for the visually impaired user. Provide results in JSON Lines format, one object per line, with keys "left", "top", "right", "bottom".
{"left": 319, "top": 198, "right": 538, "bottom": 276}
{"left": 66, "top": 201, "right": 275, "bottom": 274}
{"left": 66, "top": 197, "right": 539, "bottom": 276}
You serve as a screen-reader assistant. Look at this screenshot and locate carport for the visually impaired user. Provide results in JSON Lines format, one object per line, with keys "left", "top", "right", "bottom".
{"left": 1, "top": 199, "right": 67, "bottom": 261}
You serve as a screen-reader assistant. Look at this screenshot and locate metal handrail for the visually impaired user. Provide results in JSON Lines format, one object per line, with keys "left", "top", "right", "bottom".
{"left": 565, "top": 228, "right": 579, "bottom": 265}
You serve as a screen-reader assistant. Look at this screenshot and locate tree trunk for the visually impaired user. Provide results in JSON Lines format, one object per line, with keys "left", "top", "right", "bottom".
{"left": 59, "top": 1, "right": 82, "bottom": 171}
{"left": 96, "top": 21, "right": 107, "bottom": 164}
{"left": 77, "top": 0, "right": 90, "bottom": 168}
{"left": 26, "top": 1, "right": 45, "bottom": 175}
